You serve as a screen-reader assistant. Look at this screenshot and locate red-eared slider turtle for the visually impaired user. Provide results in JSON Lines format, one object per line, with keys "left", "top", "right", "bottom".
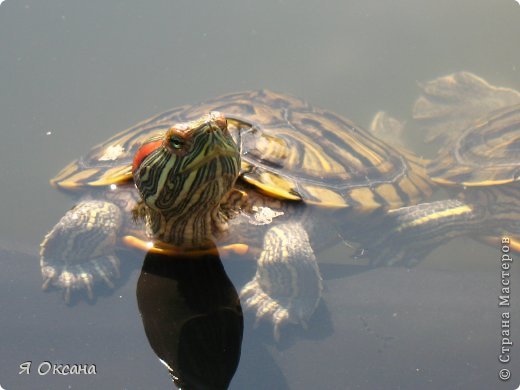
{"left": 41, "top": 91, "right": 434, "bottom": 338}
{"left": 367, "top": 72, "right": 520, "bottom": 261}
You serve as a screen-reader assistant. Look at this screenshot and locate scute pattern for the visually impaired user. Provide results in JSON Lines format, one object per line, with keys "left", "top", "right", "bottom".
{"left": 52, "top": 90, "right": 432, "bottom": 209}
{"left": 430, "top": 104, "right": 520, "bottom": 186}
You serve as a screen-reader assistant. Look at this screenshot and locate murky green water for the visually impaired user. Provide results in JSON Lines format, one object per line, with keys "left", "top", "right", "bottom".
{"left": 1, "top": 1, "right": 519, "bottom": 389}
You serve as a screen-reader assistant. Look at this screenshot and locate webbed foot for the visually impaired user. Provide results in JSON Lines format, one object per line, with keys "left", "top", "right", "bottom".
{"left": 413, "top": 72, "right": 520, "bottom": 145}
{"left": 40, "top": 200, "right": 123, "bottom": 302}
{"left": 240, "top": 223, "right": 322, "bottom": 340}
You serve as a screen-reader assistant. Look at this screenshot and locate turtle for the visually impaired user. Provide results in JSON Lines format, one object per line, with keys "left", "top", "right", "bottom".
{"left": 365, "top": 72, "right": 520, "bottom": 262}
{"left": 41, "top": 90, "right": 434, "bottom": 338}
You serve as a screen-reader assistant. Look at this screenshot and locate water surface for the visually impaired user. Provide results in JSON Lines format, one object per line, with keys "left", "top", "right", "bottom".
{"left": 1, "top": 1, "right": 519, "bottom": 389}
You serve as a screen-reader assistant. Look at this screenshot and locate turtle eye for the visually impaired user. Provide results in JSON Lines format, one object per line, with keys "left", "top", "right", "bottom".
{"left": 169, "top": 136, "right": 185, "bottom": 149}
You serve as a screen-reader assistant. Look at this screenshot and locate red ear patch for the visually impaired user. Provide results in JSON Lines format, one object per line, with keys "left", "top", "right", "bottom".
{"left": 132, "top": 139, "right": 163, "bottom": 174}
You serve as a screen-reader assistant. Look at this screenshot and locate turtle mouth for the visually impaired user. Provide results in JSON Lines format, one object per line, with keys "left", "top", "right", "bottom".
{"left": 179, "top": 147, "right": 239, "bottom": 174}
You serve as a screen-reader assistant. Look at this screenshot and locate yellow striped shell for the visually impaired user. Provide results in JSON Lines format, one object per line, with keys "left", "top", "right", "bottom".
{"left": 51, "top": 90, "right": 433, "bottom": 210}
{"left": 429, "top": 104, "right": 520, "bottom": 187}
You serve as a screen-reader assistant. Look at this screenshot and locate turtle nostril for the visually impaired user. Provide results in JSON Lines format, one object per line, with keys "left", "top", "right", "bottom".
{"left": 209, "top": 111, "right": 227, "bottom": 132}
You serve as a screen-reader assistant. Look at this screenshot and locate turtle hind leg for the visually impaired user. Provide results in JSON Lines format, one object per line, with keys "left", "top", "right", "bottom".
{"left": 366, "top": 199, "right": 480, "bottom": 267}
{"left": 478, "top": 235, "right": 520, "bottom": 253}
{"left": 413, "top": 72, "right": 520, "bottom": 145}
{"left": 40, "top": 200, "right": 123, "bottom": 303}
{"left": 240, "top": 222, "right": 323, "bottom": 341}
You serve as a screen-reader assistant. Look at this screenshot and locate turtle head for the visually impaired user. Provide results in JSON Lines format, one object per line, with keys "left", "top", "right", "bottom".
{"left": 132, "top": 112, "right": 241, "bottom": 245}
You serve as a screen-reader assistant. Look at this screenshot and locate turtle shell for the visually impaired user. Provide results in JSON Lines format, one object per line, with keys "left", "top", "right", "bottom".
{"left": 51, "top": 90, "right": 432, "bottom": 210}
{"left": 429, "top": 104, "right": 520, "bottom": 187}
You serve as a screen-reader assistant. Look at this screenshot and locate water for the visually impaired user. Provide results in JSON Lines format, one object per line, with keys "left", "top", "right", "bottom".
{"left": 1, "top": 0, "right": 519, "bottom": 389}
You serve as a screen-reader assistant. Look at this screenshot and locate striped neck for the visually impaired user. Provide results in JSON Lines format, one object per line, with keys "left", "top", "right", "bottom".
{"left": 144, "top": 178, "right": 233, "bottom": 248}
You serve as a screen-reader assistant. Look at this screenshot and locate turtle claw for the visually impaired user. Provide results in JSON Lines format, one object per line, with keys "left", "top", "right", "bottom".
{"left": 241, "top": 277, "right": 311, "bottom": 342}
{"left": 85, "top": 282, "right": 94, "bottom": 301}
{"left": 99, "top": 273, "right": 115, "bottom": 289}
{"left": 64, "top": 286, "right": 72, "bottom": 305}
{"left": 273, "top": 324, "right": 281, "bottom": 343}
{"left": 96, "top": 256, "right": 119, "bottom": 289}
{"left": 108, "top": 256, "right": 121, "bottom": 279}
{"left": 40, "top": 255, "right": 121, "bottom": 302}
{"left": 41, "top": 276, "right": 52, "bottom": 291}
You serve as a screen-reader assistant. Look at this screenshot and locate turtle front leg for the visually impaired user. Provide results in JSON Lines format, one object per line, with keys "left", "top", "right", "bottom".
{"left": 240, "top": 222, "right": 323, "bottom": 341}
{"left": 40, "top": 200, "right": 123, "bottom": 303}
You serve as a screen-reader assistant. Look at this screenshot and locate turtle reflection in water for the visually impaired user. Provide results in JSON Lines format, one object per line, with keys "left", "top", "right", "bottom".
{"left": 41, "top": 90, "right": 434, "bottom": 339}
